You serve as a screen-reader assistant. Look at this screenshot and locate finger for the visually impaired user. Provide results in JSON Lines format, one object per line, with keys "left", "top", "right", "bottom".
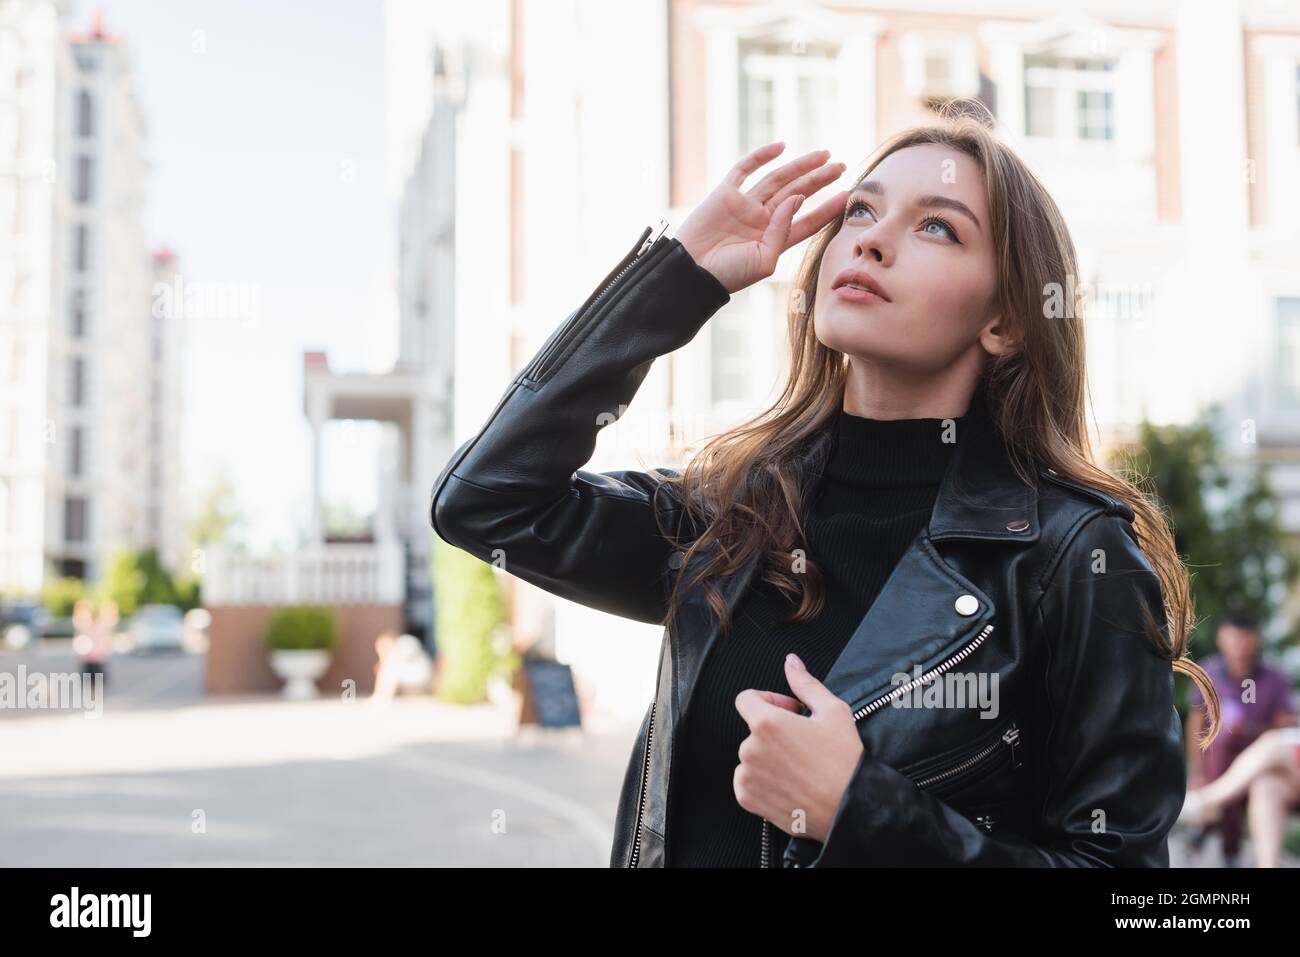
{"left": 748, "top": 149, "right": 831, "bottom": 205}
{"left": 768, "top": 161, "right": 846, "bottom": 211}
{"left": 735, "top": 685, "right": 797, "bottom": 729}
{"left": 784, "top": 653, "right": 844, "bottom": 714}
{"left": 725, "top": 140, "right": 786, "bottom": 190}
{"left": 785, "top": 189, "right": 850, "bottom": 249}
{"left": 752, "top": 689, "right": 805, "bottom": 713}
{"left": 759, "top": 194, "right": 804, "bottom": 265}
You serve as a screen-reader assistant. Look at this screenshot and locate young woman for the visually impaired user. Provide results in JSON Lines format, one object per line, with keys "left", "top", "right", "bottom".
{"left": 431, "top": 104, "right": 1221, "bottom": 867}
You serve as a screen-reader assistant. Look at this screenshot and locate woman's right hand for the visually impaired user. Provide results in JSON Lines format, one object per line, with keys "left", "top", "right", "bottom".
{"left": 674, "top": 141, "right": 850, "bottom": 295}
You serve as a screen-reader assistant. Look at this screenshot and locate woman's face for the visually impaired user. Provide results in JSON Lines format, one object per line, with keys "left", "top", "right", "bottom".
{"left": 813, "top": 143, "right": 1007, "bottom": 375}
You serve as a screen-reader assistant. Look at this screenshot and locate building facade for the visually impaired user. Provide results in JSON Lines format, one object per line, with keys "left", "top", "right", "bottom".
{"left": 399, "top": 0, "right": 1300, "bottom": 718}
{"left": 1, "top": 4, "right": 175, "bottom": 596}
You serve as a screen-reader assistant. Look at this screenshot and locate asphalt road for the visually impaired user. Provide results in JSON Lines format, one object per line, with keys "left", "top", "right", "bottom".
{"left": 0, "top": 646, "right": 635, "bottom": 867}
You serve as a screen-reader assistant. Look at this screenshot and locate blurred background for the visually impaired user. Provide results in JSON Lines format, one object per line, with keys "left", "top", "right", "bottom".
{"left": 1, "top": 0, "right": 1299, "bottom": 866}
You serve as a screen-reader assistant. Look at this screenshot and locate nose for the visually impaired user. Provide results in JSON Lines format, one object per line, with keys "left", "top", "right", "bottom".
{"left": 852, "top": 222, "right": 892, "bottom": 266}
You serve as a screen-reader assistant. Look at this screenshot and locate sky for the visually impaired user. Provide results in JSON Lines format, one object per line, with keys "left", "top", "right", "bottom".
{"left": 68, "top": 0, "right": 394, "bottom": 551}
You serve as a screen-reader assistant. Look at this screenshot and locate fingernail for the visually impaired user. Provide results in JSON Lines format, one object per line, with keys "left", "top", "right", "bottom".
{"left": 786, "top": 653, "right": 804, "bottom": 670}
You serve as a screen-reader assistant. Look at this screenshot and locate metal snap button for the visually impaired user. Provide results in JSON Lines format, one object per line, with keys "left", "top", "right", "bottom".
{"left": 668, "top": 551, "right": 685, "bottom": 569}
{"left": 1005, "top": 519, "right": 1030, "bottom": 532}
{"left": 954, "top": 594, "right": 979, "bottom": 616}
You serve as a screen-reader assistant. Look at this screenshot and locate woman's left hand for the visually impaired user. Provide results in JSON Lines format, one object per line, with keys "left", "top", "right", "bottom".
{"left": 734, "top": 653, "right": 865, "bottom": 843}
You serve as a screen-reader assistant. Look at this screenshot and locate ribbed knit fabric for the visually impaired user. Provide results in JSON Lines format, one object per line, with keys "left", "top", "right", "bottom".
{"left": 664, "top": 395, "right": 979, "bottom": 867}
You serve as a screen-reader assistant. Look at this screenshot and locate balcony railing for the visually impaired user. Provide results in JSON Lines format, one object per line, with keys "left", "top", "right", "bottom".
{"left": 203, "top": 543, "right": 404, "bottom": 606}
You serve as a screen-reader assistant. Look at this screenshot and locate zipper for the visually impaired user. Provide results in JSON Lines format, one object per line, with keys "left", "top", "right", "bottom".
{"left": 526, "top": 218, "right": 671, "bottom": 385}
{"left": 627, "top": 702, "right": 656, "bottom": 868}
{"left": 761, "top": 621, "right": 996, "bottom": 867}
{"left": 433, "top": 219, "right": 671, "bottom": 537}
{"left": 912, "top": 721, "right": 1022, "bottom": 791}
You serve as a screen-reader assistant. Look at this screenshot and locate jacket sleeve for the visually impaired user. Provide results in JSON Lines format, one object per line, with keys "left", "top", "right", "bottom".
{"left": 787, "top": 509, "right": 1187, "bottom": 867}
{"left": 429, "top": 225, "right": 731, "bottom": 625}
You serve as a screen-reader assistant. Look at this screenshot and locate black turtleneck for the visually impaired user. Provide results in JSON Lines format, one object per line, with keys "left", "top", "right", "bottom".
{"left": 664, "top": 395, "right": 977, "bottom": 868}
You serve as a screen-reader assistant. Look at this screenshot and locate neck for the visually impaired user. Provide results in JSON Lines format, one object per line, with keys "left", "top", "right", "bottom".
{"left": 840, "top": 357, "right": 984, "bottom": 420}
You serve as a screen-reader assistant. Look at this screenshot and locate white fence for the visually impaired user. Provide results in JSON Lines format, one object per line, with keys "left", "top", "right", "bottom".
{"left": 203, "top": 544, "right": 404, "bottom": 606}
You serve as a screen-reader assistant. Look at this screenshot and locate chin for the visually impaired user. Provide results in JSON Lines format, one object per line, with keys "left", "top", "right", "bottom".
{"left": 814, "top": 311, "right": 895, "bottom": 357}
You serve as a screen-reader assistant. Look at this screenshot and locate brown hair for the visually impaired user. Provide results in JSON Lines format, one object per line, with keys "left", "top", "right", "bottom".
{"left": 657, "top": 100, "right": 1221, "bottom": 748}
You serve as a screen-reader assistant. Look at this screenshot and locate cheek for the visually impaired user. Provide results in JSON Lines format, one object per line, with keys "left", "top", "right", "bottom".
{"left": 908, "top": 260, "right": 995, "bottom": 338}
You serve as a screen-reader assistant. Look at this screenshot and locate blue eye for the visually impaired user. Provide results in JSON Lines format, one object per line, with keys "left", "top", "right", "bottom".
{"left": 845, "top": 199, "right": 873, "bottom": 221}
{"left": 921, "top": 216, "right": 959, "bottom": 241}
{"left": 843, "top": 198, "right": 960, "bottom": 243}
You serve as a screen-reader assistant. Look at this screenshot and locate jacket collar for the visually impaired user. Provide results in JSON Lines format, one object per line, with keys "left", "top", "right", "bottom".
{"left": 926, "top": 380, "right": 1041, "bottom": 544}
{"left": 798, "top": 379, "right": 1041, "bottom": 544}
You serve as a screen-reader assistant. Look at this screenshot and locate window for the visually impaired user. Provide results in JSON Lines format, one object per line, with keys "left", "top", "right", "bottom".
{"left": 58, "top": 558, "right": 86, "bottom": 578}
{"left": 1276, "top": 297, "right": 1300, "bottom": 410}
{"left": 64, "top": 496, "right": 88, "bottom": 543}
{"left": 70, "top": 357, "right": 84, "bottom": 407}
{"left": 77, "top": 89, "right": 94, "bottom": 137}
{"left": 711, "top": 291, "right": 752, "bottom": 403}
{"left": 1023, "top": 53, "right": 1115, "bottom": 142}
{"left": 74, "top": 155, "right": 94, "bottom": 203}
{"left": 69, "top": 425, "right": 83, "bottom": 477}
{"left": 900, "top": 32, "right": 981, "bottom": 105}
{"left": 70, "top": 289, "right": 86, "bottom": 337}
{"left": 738, "top": 37, "right": 840, "bottom": 158}
{"left": 73, "top": 223, "right": 90, "bottom": 272}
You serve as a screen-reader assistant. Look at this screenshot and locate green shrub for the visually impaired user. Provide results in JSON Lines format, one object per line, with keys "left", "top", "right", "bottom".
{"left": 264, "top": 605, "right": 338, "bottom": 652}
{"left": 41, "top": 577, "right": 86, "bottom": 619}
{"left": 432, "top": 535, "right": 514, "bottom": 704}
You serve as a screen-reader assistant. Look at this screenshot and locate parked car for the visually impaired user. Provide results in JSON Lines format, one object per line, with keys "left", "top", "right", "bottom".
{"left": 129, "top": 604, "right": 186, "bottom": 653}
{"left": 0, "top": 600, "right": 47, "bottom": 648}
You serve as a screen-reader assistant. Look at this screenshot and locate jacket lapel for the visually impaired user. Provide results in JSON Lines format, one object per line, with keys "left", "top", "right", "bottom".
{"left": 819, "top": 382, "right": 1040, "bottom": 708}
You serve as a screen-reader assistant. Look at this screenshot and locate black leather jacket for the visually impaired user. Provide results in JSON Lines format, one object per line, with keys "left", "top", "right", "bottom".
{"left": 430, "top": 224, "right": 1187, "bottom": 868}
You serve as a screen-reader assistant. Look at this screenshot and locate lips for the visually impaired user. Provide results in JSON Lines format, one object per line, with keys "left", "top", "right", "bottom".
{"left": 831, "top": 268, "right": 891, "bottom": 302}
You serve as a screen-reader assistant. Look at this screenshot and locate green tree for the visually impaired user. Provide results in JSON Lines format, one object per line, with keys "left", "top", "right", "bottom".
{"left": 188, "top": 476, "right": 243, "bottom": 554}
{"left": 96, "top": 548, "right": 179, "bottom": 618}
{"left": 40, "top": 576, "right": 86, "bottom": 618}
{"left": 1107, "top": 414, "right": 1300, "bottom": 664}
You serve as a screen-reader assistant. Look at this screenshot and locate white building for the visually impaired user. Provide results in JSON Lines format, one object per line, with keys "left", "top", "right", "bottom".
{"left": 0, "top": 4, "right": 168, "bottom": 594}
{"left": 146, "top": 246, "right": 185, "bottom": 573}
{"left": 397, "top": 0, "right": 1300, "bottom": 716}
{"left": 1, "top": 0, "right": 76, "bottom": 593}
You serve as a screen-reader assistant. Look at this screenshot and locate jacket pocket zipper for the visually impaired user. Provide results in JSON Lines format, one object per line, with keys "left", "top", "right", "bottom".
{"left": 761, "top": 621, "right": 996, "bottom": 868}
{"left": 910, "top": 721, "right": 1022, "bottom": 792}
{"left": 910, "top": 722, "right": 1021, "bottom": 834}
{"left": 525, "top": 219, "right": 670, "bottom": 386}
{"left": 628, "top": 702, "right": 656, "bottom": 868}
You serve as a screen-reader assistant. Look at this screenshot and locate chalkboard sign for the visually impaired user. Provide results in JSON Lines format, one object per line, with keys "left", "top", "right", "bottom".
{"left": 519, "top": 659, "right": 582, "bottom": 729}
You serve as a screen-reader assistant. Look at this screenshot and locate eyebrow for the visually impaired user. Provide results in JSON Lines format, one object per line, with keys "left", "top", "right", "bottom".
{"left": 849, "top": 180, "right": 982, "bottom": 232}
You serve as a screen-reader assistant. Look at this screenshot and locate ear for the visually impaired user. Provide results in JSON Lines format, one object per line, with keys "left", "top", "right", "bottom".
{"left": 978, "top": 313, "right": 1019, "bottom": 357}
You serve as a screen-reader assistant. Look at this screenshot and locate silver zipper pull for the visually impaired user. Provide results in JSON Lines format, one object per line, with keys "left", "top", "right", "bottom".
{"left": 1002, "top": 725, "right": 1022, "bottom": 769}
{"left": 638, "top": 218, "right": 670, "bottom": 256}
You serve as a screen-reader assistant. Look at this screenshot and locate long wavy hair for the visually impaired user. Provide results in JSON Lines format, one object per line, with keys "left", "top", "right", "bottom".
{"left": 656, "top": 101, "right": 1221, "bottom": 748}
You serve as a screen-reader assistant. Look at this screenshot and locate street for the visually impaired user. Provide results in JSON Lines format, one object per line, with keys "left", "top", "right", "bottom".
{"left": 0, "top": 647, "right": 635, "bottom": 867}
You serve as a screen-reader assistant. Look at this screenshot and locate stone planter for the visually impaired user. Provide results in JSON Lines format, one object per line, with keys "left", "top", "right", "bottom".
{"left": 268, "top": 649, "right": 332, "bottom": 700}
